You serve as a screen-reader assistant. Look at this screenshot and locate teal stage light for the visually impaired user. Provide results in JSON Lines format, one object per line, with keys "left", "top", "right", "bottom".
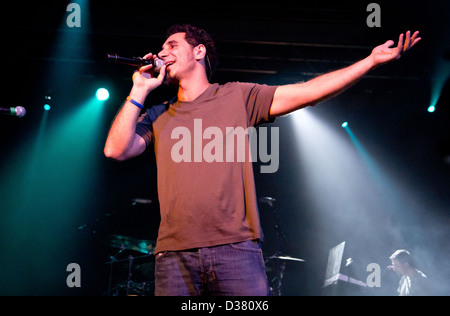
{"left": 427, "top": 105, "right": 436, "bottom": 113}
{"left": 96, "top": 88, "right": 110, "bottom": 101}
{"left": 44, "top": 104, "right": 51, "bottom": 111}
{"left": 342, "top": 122, "right": 349, "bottom": 128}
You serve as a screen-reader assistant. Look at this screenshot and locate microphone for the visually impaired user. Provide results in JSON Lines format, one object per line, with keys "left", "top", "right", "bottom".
{"left": 132, "top": 198, "right": 153, "bottom": 205}
{"left": 107, "top": 53, "right": 165, "bottom": 72}
{"left": 0, "top": 106, "right": 26, "bottom": 118}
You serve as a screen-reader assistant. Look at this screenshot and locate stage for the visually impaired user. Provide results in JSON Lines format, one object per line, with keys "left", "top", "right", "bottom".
{"left": 0, "top": 0, "right": 449, "bottom": 296}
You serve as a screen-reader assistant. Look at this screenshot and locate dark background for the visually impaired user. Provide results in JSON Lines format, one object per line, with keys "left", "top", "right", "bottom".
{"left": 0, "top": 0, "right": 449, "bottom": 296}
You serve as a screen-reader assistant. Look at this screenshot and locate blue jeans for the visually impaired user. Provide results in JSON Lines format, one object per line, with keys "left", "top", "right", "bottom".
{"left": 154, "top": 240, "right": 270, "bottom": 296}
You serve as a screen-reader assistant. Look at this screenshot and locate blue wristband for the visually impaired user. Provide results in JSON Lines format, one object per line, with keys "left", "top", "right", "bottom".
{"left": 127, "top": 96, "right": 144, "bottom": 109}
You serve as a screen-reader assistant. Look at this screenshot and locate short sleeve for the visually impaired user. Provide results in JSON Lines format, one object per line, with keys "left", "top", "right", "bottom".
{"left": 136, "top": 102, "right": 169, "bottom": 147}
{"left": 238, "top": 82, "right": 278, "bottom": 127}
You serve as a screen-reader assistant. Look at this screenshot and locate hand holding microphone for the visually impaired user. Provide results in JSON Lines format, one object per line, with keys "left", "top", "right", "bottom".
{"left": 107, "top": 53, "right": 165, "bottom": 73}
{"left": 132, "top": 53, "right": 167, "bottom": 94}
{"left": 107, "top": 52, "right": 167, "bottom": 103}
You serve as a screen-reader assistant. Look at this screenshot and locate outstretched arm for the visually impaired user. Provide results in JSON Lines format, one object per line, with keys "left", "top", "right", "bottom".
{"left": 269, "top": 31, "right": 421, "bottom": 117}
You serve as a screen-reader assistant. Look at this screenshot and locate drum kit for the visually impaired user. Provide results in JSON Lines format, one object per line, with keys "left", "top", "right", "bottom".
{"left": 104, "top": 234, "right": 156, "bottom": 296}
{"left": 98, "top": 196, "right": 304, "bottom": 296}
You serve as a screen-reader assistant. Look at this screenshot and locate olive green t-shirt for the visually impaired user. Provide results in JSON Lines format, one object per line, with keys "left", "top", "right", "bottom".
{"left": 136, "top": 82, "right": 278, "bottom": 253}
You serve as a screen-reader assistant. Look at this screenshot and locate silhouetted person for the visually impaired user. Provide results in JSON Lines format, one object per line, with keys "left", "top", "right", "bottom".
{"left": 389, "top": 249, "right": 432, "bottom": 296}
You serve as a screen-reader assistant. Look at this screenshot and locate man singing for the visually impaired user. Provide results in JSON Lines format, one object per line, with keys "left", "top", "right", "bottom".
{"left": 104, "top": 24, "right": 420, "bottom": 296}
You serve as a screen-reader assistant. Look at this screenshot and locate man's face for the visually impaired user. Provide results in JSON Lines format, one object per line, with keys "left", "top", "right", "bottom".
{"left": 158, "top": 32, "right": 197, "bottom": 83}
{"left": 391, "top": 258, "right": 407, "bottom": 276}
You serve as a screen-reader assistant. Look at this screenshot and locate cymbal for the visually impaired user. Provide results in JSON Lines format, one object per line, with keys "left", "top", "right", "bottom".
{"left": 267, "top": 255, "right": 305, "bottom": 263}
{"left": 106, "top": 234, "right": 155, "bottom": 255}
{"left": 259, "top": 196, "right": 276, "bottom": 206}
{"left": 277, "top": 255, "right": 305, "bottom": 262}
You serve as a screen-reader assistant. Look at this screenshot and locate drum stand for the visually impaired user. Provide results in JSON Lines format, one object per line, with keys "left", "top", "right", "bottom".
{"left": 260, "top": 197, "right": 305, "bottom": 296}
{"left": 104, "top": 241, "right": 154, "bottom": 296}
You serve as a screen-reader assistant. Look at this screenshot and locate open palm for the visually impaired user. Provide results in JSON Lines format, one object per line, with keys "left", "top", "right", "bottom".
{"left": 371, "top": 31, "right": 421, "bottom": 67}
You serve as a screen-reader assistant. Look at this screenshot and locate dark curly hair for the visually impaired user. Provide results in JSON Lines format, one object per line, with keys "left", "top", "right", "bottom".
{"left": 166, "top": 24, "right": 217, "bottom": 80}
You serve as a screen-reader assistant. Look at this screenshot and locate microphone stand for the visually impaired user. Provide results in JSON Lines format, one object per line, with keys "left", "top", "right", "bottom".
{"left": 260, "top": 197, "right": 287, "bottom": 296}
{"left": 273, "top": 203, "right": 287, "bottom": 296}
{"left": 126, "top": 255, "right": 134, "bottom": 296}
